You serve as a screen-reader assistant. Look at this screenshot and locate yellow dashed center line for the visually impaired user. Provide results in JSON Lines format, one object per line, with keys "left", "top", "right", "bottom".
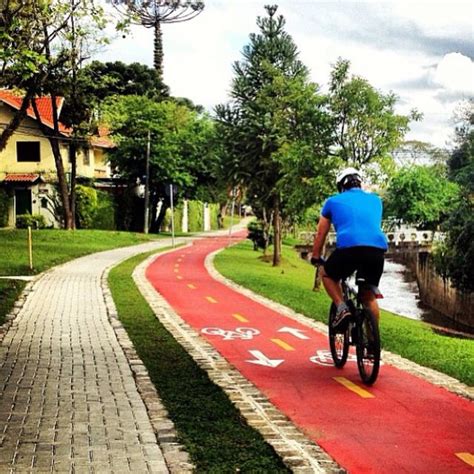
{"left": 232, "top": 313, "right": 248, "bottom": 323}
{"left": 333, "top": 377, "right": 375, "bottom": 398}
{"left": 187, "top": 284, "right": 197, "bottom": 290}
{"left": 456, "top": 452, "right": 474, "bottom": 467}
{"left": 173, "top": 268, "right": 179, "bottom": 273}
{"left": 177, "top": 258, "right": 182, "bottom": 262}
{"left": 206, "top": 296, "right": 218, "bottom": 304}
{"left": 176, "top": 276, "right": 183, "bottom": 280}
{"left": 271, "top": 338, "right": 295, "bottom": 351}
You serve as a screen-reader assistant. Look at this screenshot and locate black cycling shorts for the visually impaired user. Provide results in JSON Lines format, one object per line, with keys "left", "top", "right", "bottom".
{"left": 323, "top": 246, "right": 385, "bottom": 286}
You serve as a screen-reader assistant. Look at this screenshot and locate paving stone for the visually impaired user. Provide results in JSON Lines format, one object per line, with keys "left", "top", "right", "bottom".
{"left": 0, "top": 241, "right": 182, "bottom": 473}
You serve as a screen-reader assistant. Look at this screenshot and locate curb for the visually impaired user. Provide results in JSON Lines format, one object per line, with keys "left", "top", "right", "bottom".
{"left": 101, "top": 241, "right": 195, "bottom": 474}
{"left": 134, "top": 249, "right": 344, "bottom": 474}
{"left": 206, "top": 250, "right": 474, "bottom": 402}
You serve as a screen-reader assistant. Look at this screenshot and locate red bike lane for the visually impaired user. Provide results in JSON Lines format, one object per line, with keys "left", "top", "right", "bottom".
{"left": 145, "top": 234, "right": 474, "bottom": 473}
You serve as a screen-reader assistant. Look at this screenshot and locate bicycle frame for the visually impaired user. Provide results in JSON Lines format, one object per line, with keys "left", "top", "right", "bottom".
{"left": 327, "top": 273, "right": 382, "bottom": 385}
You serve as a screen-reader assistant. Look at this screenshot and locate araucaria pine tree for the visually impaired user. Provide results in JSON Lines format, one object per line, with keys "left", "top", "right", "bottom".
{"left": 216, "top": 5, "right": 332, "bottom": 266}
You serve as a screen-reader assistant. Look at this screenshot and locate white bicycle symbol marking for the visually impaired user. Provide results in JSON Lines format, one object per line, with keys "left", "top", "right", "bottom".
{"left": 201, "top": 327, "right": 260, "bottom": 341}
{"left": 309, "top": 350, "right": 357, "bottom": 366}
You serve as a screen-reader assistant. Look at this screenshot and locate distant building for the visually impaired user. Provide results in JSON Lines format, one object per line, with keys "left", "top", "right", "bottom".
{"left": 0, "top": 90, "right": 114, "bottom": 227}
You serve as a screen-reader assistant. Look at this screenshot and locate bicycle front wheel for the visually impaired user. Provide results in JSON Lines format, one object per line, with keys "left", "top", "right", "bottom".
{"left": 356, "top": 309, "right": 381, "bottom": 385}
{"left": 329, "top": 303, "right": 349, "bottom": 368}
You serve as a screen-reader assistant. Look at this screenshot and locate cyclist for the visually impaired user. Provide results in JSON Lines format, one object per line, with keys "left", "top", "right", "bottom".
{"left": 311, "top": 167, "right": 388, "bottom": 329}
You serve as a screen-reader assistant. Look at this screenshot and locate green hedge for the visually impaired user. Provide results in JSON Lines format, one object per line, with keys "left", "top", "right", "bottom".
{"left": 76, "top": 185, "right": 116, "bottom": 230}
{"left": 92, "top": 190, "right": 116, "bottom": 230}
{"left": 0, "top": 188, "right": 10, "bottom": 227}
{"left": 75, "top": 185, "right": 97, "bottom": 229}
{"left": 162, "top": 201, "right": 221, "bottom": 232}
{"left": 162, "top": 204, "right": 183, "bottom": 232}
{"left": 188, "top": 200, "right": 204, "bottom": 232}
{"left": 16, "top": 213, "right": 46, "bottom": 229}
{"left": 209, "top": 203, "right": 219, "bottom": 230}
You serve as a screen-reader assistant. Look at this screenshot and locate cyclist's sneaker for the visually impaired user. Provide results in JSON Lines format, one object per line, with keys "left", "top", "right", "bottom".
{"left": 332, "top": 307, "right": 351, "bottom": 329}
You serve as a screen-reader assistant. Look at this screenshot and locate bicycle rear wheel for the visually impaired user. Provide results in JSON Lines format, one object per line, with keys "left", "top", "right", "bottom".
{"left": 356, "top": 309, "right": 380, "bottom": 385}
{"left": 329, "top": 303, "right": 349, "bottom": 368}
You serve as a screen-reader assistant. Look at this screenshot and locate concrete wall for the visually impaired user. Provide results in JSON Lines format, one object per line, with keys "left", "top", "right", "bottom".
{"left": 392, "top": 251, "right": 473, "bottom": 329}
{"left": 416, "top": 252, "right": 473, "bottom": 329}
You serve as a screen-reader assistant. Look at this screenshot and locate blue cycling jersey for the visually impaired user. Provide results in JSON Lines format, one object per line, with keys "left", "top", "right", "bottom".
{"left": 321, "top": 188, "right": 388, "bottom": 250}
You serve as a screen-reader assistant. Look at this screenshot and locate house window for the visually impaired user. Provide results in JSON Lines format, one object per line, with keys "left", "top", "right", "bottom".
{"left": 17, "top": 142, "right": 40, "bottom": 162}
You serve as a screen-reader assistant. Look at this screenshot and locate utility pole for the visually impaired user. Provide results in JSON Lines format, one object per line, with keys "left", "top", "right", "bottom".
{"left": 169, "top": 184, "right": 175, "bottom": 247}
{"left": 143, "top": 130, "right": 151, "bottom": 234}
{"left": 228, "top": 187, "right": 236, "bottom": 246}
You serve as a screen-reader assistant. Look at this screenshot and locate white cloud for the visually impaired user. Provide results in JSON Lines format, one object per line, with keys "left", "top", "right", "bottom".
{"left": 96, "top": 0, "right": 473, "bottom": 148}
{"left": 430, "top": 53, "right": 474, "bottom": 94}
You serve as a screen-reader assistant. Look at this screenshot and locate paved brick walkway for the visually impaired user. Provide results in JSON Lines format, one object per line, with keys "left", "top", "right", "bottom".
{"left": 0, "top": 241, "right": 179, "bottom": 473}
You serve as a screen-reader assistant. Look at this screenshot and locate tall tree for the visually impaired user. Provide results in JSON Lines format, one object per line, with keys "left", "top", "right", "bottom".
{"left": 0, "top": 1, "right": 51, "bottom": 151}
{"left": 328, "top": 58, "right": 419, "bottom": 167}
{"left": 384, "top": 165, "right": 459, "bottom": 230}
{"left": 103, "top": 95, "right": 217, "bottom": 232}
{"left": 1, "top": 0, "right": 107, "bottom": 229}
{"left": 436, "top": 99, "right": 474, "bottom": 291}
{"left": 110, "top": 0, "right": 204, "bottom": 78}
{"left": 215, "top": 5, "right": 332, "bottom": 266}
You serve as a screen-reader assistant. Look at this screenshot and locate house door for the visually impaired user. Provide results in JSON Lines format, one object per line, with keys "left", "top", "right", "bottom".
{"left": 15, "top": 189, "right": 32, "bottom": 216}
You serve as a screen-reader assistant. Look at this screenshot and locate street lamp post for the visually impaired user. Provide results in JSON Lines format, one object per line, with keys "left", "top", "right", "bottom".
{"left": 143, "top": 130, "right": 151, "bottom": 234}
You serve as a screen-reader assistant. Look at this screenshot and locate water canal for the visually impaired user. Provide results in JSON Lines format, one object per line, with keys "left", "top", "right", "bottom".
{"left": 379, "top": 259, "right": 473, "bottom": 337}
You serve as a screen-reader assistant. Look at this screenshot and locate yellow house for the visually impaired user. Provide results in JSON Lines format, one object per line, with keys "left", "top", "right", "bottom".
{"left": 0, "top": 90, "right": 114, "bottom": 227}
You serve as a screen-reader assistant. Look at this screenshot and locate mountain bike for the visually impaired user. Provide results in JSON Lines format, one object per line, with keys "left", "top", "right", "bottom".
{"left": 328, "top": 275, "right": 382, "bottom": 385}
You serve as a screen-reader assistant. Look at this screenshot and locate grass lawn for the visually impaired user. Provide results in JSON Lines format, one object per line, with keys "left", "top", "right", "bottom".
{"left": 214, "top": 240, "right": 474, "bottom": 387}
{"left": 0, "top": 228, "right": 162, "bottom": 326}
{"left": 108, "top": 249, "right": 289, "bottom": 473}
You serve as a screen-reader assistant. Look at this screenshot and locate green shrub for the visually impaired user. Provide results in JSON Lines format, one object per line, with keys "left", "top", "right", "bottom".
{"left": 162, "top": 205, "right": 183, "bottom": 232}
{"left": 188, "top": 200, "right": 204, "bottom": 232}
{"left": 16, "top": 213, "right": 46, "bottom": 229}
{"left": 0, "top": 188, "right": 10, "bottom": 227}
{"left": 247, "top": 220, "right": 272, "bottom": 250}
{"left": 173, "top": 205, "right": 183, "bottom": 232}
{"left": 75, "top": 185, "right": 98, "bottom": 229}
{"left": 92, "top": 190, "right": 116, "bottom": 230}
{"left": 209, "top": 203, "right": 219, "bottom": 230}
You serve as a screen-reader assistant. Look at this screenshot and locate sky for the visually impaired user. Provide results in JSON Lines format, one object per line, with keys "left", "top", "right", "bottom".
{"left": 97, "top": 0, "right": 474, "bottom": 149}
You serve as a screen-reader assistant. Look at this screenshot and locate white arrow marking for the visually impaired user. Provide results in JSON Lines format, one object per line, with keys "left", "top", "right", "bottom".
{"left": 277, "top": 327, "right": 310, "bottom": 340}
{"left": 246, "top": 350, "right": 284, "bottom": 368}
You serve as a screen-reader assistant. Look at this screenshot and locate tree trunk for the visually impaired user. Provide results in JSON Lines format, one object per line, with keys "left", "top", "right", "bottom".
{"left": 154, "top": 21, "right": 164, "bottom": 79}
{"left": 261, "top": 207, "right": 271, "bottom": 256}
{"left": 69, "top": 141, "right": 77, "bottom": 230}
{"left": 31, "top": 97, "right": 73, "bottom": 229}
{"left": 272, "top": 195, "right": 281, "bottom": 266}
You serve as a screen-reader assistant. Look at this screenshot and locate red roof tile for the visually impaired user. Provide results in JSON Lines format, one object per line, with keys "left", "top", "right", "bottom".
{"left": 4, "top": 173, "right": 44, "bottom": 183}
{"left": 0, "top": 90, "right": 70, "bottom": 135}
